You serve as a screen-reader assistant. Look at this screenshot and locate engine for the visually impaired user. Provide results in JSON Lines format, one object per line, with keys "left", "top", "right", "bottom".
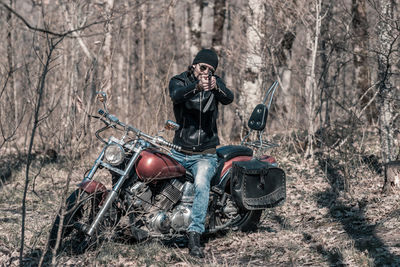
{"left": 127, "top": 179, "right": 195, "bottom": 234}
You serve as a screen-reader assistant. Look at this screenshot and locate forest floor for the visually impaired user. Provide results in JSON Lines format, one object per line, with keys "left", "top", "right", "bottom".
{"left": 1, "top": 138, "right": 400, "bottom": 267}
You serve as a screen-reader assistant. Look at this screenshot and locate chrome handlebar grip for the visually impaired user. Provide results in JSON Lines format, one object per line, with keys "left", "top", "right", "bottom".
{"left": 154, "top": 136, "right": 181, "bottom": 151}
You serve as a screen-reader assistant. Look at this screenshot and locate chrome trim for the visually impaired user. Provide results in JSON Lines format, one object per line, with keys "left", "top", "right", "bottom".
{"left": 87, "top": 146, "right": 143, "bottom": 236}
{"left": 99, "top": 161, "right": 125, "bottom": 176}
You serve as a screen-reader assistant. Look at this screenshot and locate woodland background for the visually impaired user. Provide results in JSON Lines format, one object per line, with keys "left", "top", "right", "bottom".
{"left": 0, "top": 0, "right": 400, "bottom": 266}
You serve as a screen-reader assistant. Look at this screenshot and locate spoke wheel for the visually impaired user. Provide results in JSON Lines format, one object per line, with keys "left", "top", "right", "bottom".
{"left": 208, "top": 169, "right": 262, "bottom": 233}
{"left": 49, "top": 189, "right": 121, "bottom": 255}
{"left": 210, "top": 195, "right": 262, "bottom": 233}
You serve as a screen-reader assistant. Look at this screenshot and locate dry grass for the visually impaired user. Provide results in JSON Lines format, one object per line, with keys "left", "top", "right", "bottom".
{"left": 1, "top": 136, "right": 400, "bottom": 267}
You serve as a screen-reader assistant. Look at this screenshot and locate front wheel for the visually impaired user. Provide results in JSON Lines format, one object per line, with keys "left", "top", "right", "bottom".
{"left": 48, "top": 190, "right": 99, "bottom": 254}
{"left": 48, "top": 189, "right": 108, "bottom": 254}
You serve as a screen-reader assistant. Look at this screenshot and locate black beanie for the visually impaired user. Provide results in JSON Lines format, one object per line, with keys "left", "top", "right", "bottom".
{"left": 192, "top": 49, "right": 218, "bottom": 70}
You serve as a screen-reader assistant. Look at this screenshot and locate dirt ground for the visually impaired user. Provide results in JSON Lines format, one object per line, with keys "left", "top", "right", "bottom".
{"left": 1, "top": 145, "right": 400, "bottom": 266}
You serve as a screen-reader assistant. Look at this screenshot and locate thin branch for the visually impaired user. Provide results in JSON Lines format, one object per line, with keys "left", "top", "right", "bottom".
{"left": 19, "top": 36, "right": 62, "bottom": 266}
{"left": 0, "top": 1, "right": 110, "bottom": 38}
{"left": 0, "top": 70, "right": 11, "bottom": 99}
{"left": 356, "top": 81, "right": 381, "bottom": 118}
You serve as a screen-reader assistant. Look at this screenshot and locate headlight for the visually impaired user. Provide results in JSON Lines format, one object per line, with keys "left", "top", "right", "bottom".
{"left": 104, "top": 143, "right": 125, "bottom": 166}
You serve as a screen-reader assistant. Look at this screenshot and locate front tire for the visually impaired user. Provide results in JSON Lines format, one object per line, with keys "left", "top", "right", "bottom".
{"left": 48, "top": 189, "right": 102, "bottom": 254}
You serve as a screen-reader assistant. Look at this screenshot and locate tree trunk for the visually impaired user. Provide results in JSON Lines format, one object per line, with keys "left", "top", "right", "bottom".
{"left": 305, "top": 0, "right": 322, "bottom": 159}
{"left": 271, "top": 29, "right": 296, "bottom": 126}
{"left": 20, "top": 37, "right": 62, "bottom": 266}
{"left": 243, "top": 0, "right": 264, "bottom": 117}
{"left": 102, "top": 0, "right": 114, "bottom": 98}
{"left": 7, "top": 0, "right": 17, "bottom": 128}
{"left": 140, "top": 2, "right": 146, "bottom": 95}
{"left": 188, "top": 0, "right": 202, "bottom": 58}
{"left": 318, "top": 1, "right": 332, "bottom": 127}
{"left": 212, "top": 0, "right": 226, "bottom": 53}
{"left": 201, "top": 0, "right": 214, "bottom": 48}
{"left": 352, "top": 0, "right": 375, "bottom": 123}
{"left": 383, "top": 161, "right": 400, "bottom": 193}
{"left": 212, "top": 0, "right": 231, "bottom": 140}
{"left": 267, "top": 2, "right": 297, "bottom": 126}
{"left": 377, "top": 0, "right": 398, "bottom": 192}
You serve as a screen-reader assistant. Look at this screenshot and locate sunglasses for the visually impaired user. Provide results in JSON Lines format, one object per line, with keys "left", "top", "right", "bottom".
{"left": 199, "top": 64, "right": 215, "bottom": 75}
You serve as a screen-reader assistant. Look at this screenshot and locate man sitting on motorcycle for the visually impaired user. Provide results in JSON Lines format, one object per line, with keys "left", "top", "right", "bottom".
{"left": 169, "top": 48, "right": 234, "bottom": 258}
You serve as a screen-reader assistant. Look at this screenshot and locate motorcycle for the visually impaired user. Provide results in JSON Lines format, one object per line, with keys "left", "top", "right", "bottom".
{"left": 48, "top": 82, "right": 286, "bottom": 254}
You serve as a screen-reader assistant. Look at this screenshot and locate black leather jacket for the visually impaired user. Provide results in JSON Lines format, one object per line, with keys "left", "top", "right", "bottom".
{"left": 169, "top": 70, "right": 234, "bottom": 152}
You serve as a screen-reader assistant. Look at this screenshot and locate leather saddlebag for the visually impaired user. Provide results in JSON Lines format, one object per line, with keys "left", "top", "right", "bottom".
{"left": 231, "top": 159, "right": 286, "bottom": 210}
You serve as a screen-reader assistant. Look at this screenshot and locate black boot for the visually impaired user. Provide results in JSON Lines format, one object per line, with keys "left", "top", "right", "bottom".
{"left": 188, "top": 231, "right": 205, "bottom": 258}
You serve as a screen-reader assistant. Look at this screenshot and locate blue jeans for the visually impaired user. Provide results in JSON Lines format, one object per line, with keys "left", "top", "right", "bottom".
{"left": 170, "top": 149, "right": 218, "bottom": 233}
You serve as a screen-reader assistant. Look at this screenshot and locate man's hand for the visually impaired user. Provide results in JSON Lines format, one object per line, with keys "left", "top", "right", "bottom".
{"left": 198, "top": 74, "right": 216, "bottom": 91}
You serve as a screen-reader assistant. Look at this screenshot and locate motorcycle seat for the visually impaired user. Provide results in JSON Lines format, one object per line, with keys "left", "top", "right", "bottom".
{"left": 216, "top": 145, "right": 253, "bottom": 162}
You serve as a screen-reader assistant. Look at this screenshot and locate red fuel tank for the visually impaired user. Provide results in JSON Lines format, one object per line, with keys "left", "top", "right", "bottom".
{"left": 135, "top": 148, "right": 186, "bottom": 181}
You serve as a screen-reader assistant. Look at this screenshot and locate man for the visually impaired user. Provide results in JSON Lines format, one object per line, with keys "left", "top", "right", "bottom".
{"left": 169, "top": 48, "right": 234, "bottom": 258}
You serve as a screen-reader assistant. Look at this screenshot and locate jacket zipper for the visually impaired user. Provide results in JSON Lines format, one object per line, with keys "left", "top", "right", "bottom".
{"left": 180, "top": 117, "right": 185, "bottom": 138}
{"left": 198, "top": 91, "right": 202, "bottom": 146}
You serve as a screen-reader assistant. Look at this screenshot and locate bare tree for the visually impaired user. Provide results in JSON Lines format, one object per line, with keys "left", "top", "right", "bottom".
{"left": 212, "top": 0, "right": 226, "bottom": 53}
{"left": 6, "top": 0, "right": 17, "bottom": 127}
{"left": 187, "top": 0, "right": 202, "bottom": 58}
{"left": 352, "top": 0, "right": 376, "bottom": 123}
{"left": 242, "top": 0, "right": 264, "bottom": 117}
{"left": 102, "top": 0, "right": 115, "bottom": 98}
{"left": 20, "top": 35, "right": 63, "bottom": 266}
{"left": 0, "top": 0, "right": 22, "bottom": 152}
{"left": 266, "top": 1, "right": 298, "bottom": 128}
{"left": 304, "top": 0, "right": 323, "bottom": 159}
{"left": 317, "top": 0, "right": 332, "bottom": 128}
{"left": 376, "top": 0, "right": 400, "bottom": 192}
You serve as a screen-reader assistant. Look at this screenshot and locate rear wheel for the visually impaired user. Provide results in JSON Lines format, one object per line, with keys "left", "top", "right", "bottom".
{"left": 209, "top": 194, "right": 262, "bottom": 233}
{"left": 208, "top": 168, "right": 262, "bottom": 233}
{"left": 232, "top": 208, "right": 262, "bottom": 232}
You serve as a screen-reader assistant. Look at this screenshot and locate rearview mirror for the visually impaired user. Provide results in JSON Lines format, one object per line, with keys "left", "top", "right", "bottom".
{"left": 164, "top": 120, "right": 180, "bottom": 131}
{"left": 96, "top": 91, "right": 107, "bottom": 103}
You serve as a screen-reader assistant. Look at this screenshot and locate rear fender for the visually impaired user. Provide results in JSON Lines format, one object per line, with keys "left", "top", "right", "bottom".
{"left": 259, "top": 155, "right": 277, "bottom": 165}
{"left": 220, "top": 155, "right": 277, "bottom": 177}
{"left": 220, "top": 156, "right": 252, "bottom": 178}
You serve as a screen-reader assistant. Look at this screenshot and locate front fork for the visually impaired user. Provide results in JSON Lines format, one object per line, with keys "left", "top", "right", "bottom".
{"left": 81, "top": 143, "right": 143, "bottom": 237}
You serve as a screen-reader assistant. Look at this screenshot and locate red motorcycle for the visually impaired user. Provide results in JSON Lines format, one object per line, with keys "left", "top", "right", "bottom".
{"left": 49, "top": 82, "right": 285, "bottom": 254}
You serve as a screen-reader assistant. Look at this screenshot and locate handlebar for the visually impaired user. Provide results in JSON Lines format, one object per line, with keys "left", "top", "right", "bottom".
{"left": 98, "top": 109, "right": 181, "bottom": 151}
{"left": 98, "top": 109, "right": 119, "bottom": 124}
{"left": 153, "top": 136, "right": 182, "bottom": 151}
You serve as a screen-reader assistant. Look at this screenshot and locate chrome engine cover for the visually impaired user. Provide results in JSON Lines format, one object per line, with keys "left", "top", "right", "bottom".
{"left": 147, "top": 204, "right": 192, "bottom": 233}
{"left": 170, "top": 204, "right": 192, "bottom": 232}
{"left": 128, "top": 182, "right": 152, "bottom": 210}
{"left": 148, "top": 211, "right": 171, "bottom": 234}
{"left": 129, "top": 180, "right": 195, "bottom": 234}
